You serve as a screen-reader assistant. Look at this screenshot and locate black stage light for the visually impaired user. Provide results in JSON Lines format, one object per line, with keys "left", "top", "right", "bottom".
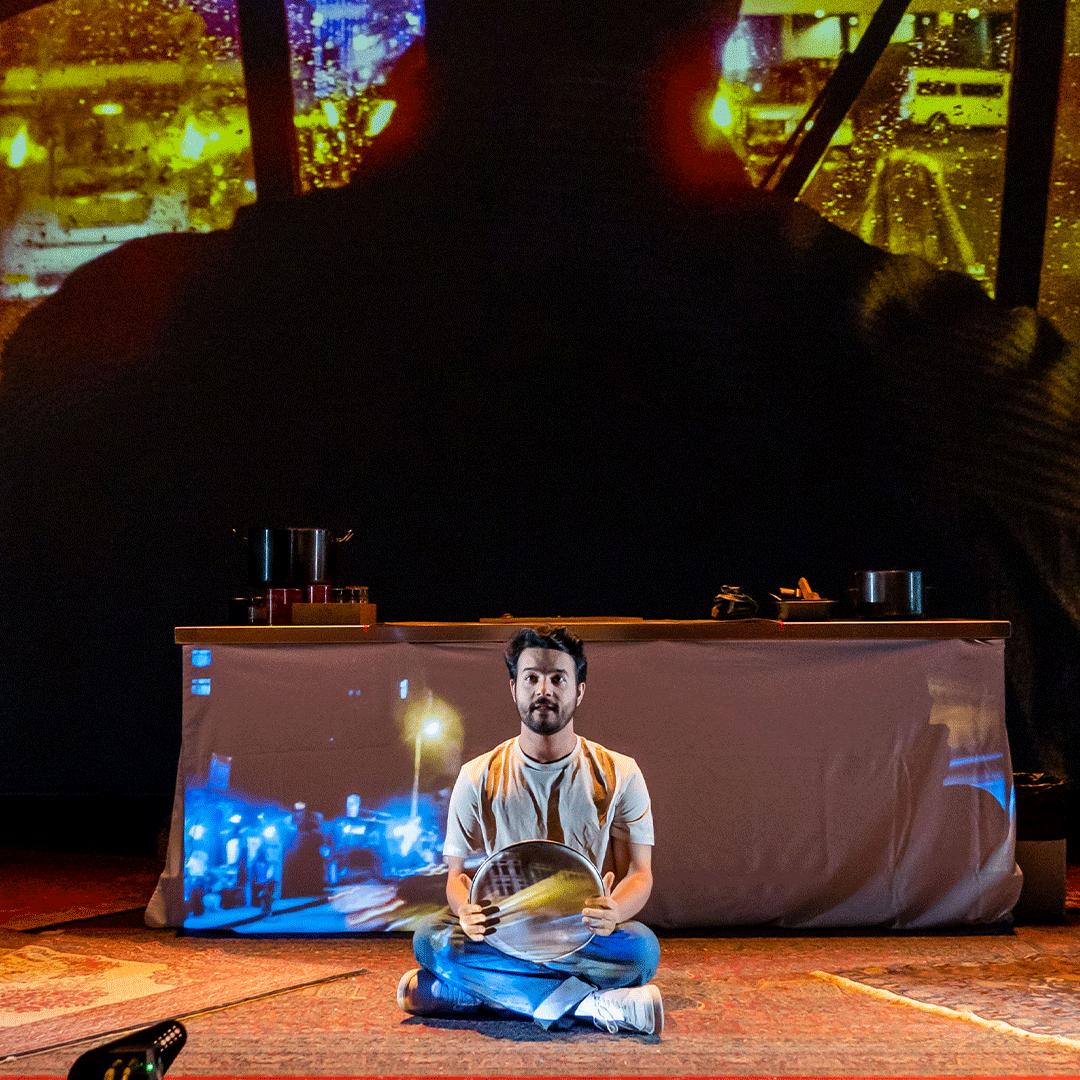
{"left": 67, "top": 1020, "right": 187, "bottom": 1080}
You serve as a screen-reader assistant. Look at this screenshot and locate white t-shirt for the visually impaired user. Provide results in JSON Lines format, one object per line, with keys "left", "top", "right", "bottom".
{"left": 443, "top": 735, "right": 654, "bottom": 872}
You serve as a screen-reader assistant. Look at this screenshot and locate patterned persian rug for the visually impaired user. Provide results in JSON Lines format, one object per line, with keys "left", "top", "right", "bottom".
{"left": 821, "top": 955, "right": 1080, "bottom": 1046}
{"left": 0, "top": 930, "right": 365, "bottom": 1059}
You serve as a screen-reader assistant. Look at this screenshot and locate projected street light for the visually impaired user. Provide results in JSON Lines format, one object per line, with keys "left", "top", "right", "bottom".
{"left": 395, "top": 689, "right": 463, "bottom": 857}
{"left": 411, "top": 718, "right": 442, "bottom": 821}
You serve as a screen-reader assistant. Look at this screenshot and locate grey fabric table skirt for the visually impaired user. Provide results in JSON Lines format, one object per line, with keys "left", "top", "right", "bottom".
{"left": 148, "top": 635, "right": 1021, "bottom": 931}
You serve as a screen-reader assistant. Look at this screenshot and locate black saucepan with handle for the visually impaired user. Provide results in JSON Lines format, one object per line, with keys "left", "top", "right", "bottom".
{"left": 851, "top": 570, "right": 924, "bottom": 619}
{"left": 242, "top": 527, "right": 354, "bottom": 586}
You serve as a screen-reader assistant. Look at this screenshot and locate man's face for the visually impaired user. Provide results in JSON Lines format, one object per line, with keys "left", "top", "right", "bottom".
{"left": 511, "top": 648, "right": 585, "bottom": 737}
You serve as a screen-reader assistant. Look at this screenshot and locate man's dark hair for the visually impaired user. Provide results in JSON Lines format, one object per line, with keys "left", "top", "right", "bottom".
{"left": 504, "top": 627, "right": 587, "bottom": 685}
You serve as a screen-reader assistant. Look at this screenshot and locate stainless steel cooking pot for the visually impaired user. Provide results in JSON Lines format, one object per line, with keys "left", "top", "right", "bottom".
{"left": 244, "top": 527, "right": 353, "bottom": 586}
{"left": 852, "top": 570, "right": 923, "bottom": 619}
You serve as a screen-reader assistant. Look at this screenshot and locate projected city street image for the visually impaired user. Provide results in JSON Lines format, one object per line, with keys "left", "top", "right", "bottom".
{"left": 179, "top": 646, "right": 474, "bottom": 933}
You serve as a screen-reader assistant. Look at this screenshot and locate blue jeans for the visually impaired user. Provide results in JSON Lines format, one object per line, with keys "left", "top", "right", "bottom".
{"left": 412, "top": 908, "right": 660, "bottom": 1029}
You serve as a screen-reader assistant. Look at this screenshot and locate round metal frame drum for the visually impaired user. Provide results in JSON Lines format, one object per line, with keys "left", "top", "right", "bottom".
{"left": 469, "top": 840, "right": 605, "bottom": 963}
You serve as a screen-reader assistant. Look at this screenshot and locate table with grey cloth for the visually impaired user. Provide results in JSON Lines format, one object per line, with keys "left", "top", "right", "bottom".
{"left": 147, "top": 620, "right": 1021, "bottom": 930}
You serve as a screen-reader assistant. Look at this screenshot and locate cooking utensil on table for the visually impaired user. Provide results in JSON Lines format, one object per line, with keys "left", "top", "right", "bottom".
{"left": 773, "top": 577, "right": 834, "bottom": 620}
{"left": 241, "top": 527, "right": 354, "bottom": 586}
{"left": 771, "top": 597, "right": 835, "bottom": 621}
{"left": 852, "top": 570, "right": 924, "bottom": 619}
{"left": 469, "top": 840, "right": 604, "bottom": 962}
{"left": 711, "top": 586, "right": 758, "bottom": 619}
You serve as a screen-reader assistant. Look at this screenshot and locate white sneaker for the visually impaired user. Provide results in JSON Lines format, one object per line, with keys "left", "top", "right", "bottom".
{"left": 396, "top": 967, "right": 483, "bottom": 1015}
{"left": 576, "top": 984, "right": 664, "bottom": 1035}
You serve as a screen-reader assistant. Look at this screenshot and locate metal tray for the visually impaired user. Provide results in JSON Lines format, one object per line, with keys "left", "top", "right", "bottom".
{"left": 469, "top": 840, "right": 604, "bottom": 962}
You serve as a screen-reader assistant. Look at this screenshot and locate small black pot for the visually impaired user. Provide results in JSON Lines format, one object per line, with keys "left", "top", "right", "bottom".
{"left": 243, "top": 527, "right": 353, "bottom": 587}
{"left": 851, "top": 570, "right": 924, "bottom": 619}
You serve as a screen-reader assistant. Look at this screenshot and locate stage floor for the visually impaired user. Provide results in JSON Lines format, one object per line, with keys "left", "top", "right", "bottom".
{"left": 2, "top": 850, "right": 1080, "bottom": 1078}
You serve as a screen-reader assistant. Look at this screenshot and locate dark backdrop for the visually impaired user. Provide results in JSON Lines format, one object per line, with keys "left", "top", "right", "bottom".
{"left": 0, "top": 135, "right": 1076, "bottom": 843}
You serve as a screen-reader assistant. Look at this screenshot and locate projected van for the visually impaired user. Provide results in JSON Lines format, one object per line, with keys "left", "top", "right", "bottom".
{"left": 900, "top": 67, "right": 1011, "bottom": 133}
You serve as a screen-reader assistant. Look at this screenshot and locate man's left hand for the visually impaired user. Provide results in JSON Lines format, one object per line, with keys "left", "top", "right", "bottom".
{"left": 582, "top": 870, "right": 619, "bottom": 936}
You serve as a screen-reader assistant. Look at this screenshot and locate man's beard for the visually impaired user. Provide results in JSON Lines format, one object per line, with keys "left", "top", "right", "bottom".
{"left": 520, "top": 699, "right": 575, "bottom": 736}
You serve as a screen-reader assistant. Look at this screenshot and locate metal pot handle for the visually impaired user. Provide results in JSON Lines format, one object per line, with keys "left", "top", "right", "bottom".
{"left": 337, "top": 529, "right": 354, "bottom": 543}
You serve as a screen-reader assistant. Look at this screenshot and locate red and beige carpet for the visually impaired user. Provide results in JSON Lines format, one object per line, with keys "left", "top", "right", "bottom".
{"left": 1, "top": 852, "right": 1080, "bottom": 1078}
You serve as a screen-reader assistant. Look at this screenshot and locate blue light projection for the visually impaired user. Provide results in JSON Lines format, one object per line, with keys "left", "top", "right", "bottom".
{"left": 290, "top": 0, "right": 423, "bottom": 109}
{"left": 180, "top": 662, "right": 467, "bottom": 933}
{"left": 183, "top": 781, "right": 449, "bottom": 933}
{"left": 944, "top": 751, "right": 1008, "bottom": 811}
{"left": 183, "top": 775, "right": 452, "bottom": 932}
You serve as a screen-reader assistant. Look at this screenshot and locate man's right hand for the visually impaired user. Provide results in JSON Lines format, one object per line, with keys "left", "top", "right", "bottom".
{"left": 453, "top": 871, "right": 499, "bottom": 941}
